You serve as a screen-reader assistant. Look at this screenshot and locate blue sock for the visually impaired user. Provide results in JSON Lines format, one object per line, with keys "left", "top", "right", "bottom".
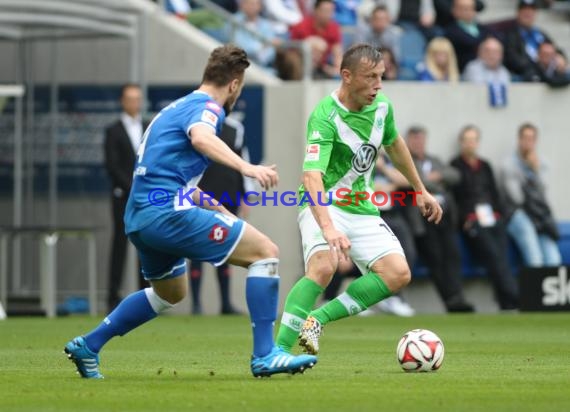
{"left": 245, "top": 259, "right": 279, "bottom": 358}
{"left": 84, "top": 290, "right": 158, "bottom": 353}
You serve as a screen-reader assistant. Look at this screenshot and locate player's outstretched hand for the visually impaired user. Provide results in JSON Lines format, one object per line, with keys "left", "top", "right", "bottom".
{"left": 323, "top": 227, "right": 351, "bottom": 263}
{"left": 416, "top": 191, "right": 443, "bottom": 224}
{"left": 242, "top": 164, "right": 279, "bottom": 190}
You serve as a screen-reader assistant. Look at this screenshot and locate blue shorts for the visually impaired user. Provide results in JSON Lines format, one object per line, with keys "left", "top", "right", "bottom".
{"left": 128, "top": 208, "right": 245, "bottom": 281}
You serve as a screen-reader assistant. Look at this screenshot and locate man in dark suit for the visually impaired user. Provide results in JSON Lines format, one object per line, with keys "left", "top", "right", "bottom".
{"left": 449, "top": 125, "right": 519, "bottom": 311}
{"left": 104, "top": 84, "right": 149, "bottom": 311}
{"left": 444, "top": 0, "right": 490, "bottom": 72}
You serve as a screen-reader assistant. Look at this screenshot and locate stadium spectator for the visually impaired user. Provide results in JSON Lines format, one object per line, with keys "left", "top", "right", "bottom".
{"left": 381, "top": 48, "right": 400, "bottom": 80}
{"left": 463, "top": 37, "right": 511, "bottom": 85}
{"left": 189, "top": 116, "right": 254, "bottom": 315}
{"left": 290, "top": 0, "right": 343, "bottom": 79}
{"left": 358, "top": 0, "right": 440, "bottom": 39}
{"left": 211, "top": 0, "right": 238, "bottom": 12}
{"left": 417, "top": 37, "right": 460, "bottom": 82}
{"left": 227, "top": 0, "right": 281, "bottom": 69}
{"left": 533, "top": 41, "right": 570, "bottom": 87}
{"left": 334, "top": 0, "right": 363, "bottom": 27}
{"left": 444, "top": 0, "right": 490, "bottom": 72}
{"left": 104, "top": 84, "right": 148, "bottom": 312}
{"left": 274, "top": 35, "right": 329, "bottom": 80}
{"left": 434, "top": 0, "right": 485, "bottom": 28}
{"left": 165, "top": 0, "right": 191, "bottom": 18}
{"left": 262, "top": 0, "right": 306, "bottom": 34}
{"left": 355, "top": 5, "right": 403, "bottom": 63}
{"left": 449, "top": 125, "right": 519, "bottom": 311}
{"left": 499, "top": 123, "right": 562, "bottom": 267}
{"left": 503, "top": 0, "right": 564, "bottom": 81}
{"left": 405, "top": 126, "right": 474, "bottom": 313}
{"left": 186, "top": 1, "right": 238, "bottom": 34}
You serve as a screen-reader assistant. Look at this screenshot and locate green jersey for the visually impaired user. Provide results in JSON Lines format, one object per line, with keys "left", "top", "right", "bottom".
{"left": 299, "top": 91, "right": 399, "bottom": 215}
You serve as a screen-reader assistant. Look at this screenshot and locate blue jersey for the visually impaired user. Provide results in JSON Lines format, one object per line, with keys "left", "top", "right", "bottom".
{"left": 125, "top": 91, "right": 226, "bottom": 233}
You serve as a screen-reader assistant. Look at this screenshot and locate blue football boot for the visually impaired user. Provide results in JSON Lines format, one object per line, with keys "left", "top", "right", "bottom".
{"left": 64, "top": 336, "right": 103, "bottom": 379}
{"left": 251, "top": 346, "right": 317, "bottom": 378}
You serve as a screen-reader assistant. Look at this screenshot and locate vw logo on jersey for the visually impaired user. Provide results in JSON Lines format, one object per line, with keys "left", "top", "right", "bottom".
{"left": 352, "top": 143, "right": 377, "bottom": 174}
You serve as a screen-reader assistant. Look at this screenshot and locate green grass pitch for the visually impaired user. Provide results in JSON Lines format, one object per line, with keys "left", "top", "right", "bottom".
{"left": 1, "top": 313, "right": 569, "bottom": 411}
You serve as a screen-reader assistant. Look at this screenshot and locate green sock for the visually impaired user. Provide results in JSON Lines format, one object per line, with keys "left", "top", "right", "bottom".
{"left": 276, "top": 277, "right": 324, "bottom": 352}
{"left": 311, "top": 272, "right": 392, "bottom": 325}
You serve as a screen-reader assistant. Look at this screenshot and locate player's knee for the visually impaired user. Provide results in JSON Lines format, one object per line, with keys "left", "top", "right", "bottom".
{"left": 394, "top": 266, "right": 411, "bottom": 290}
{"left": 400, "top": 267, "right": 412, "bottom": 287}
{"left": 152, "top": 281, "right": 188, "bottom": 305}
{"left": 165, "top": 288, "right": 187, "bottom": 305}
{"left": 257, "top": 237, "right": 279, "bottom": 260}
{"left": 307, "top": 260, "right": 336, "bottom": 287}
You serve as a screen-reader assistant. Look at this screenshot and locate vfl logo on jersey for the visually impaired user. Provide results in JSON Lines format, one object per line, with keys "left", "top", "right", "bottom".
{"left": 352, "top": 143, "right": 377, "bottom": 173}
{"left": 206, "top": 101, "right": 222, "bottom": 113}
{"left": 310, "top": 130, "right": 322, "bottom": 140}
{"left": 305, "top": 144, "right": 320, "bottom": 161}
{"left": 201, "top": 110, "right": 218, "bottom": 128}
{"left": 209, "top": 224, "right": 228, "bottom": 243}
{"left": 375, "top": 117, "right": 384, "bottom": 130}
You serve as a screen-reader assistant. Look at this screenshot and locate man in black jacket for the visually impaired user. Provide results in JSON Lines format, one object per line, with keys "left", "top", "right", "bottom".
{"left": 444, "top": 0, "right": 490, "bottom": 72}
{"left": 503, "top": 0, "right": 565, "bottom": 82}
{"left": 406, "top": 126, "right": 474, "bottom": 312}
{"left": 450, "top": 125, "right": 519, "bottom": 311}
{"left": 104, "top": 84, "right": 149, "bottom": 311}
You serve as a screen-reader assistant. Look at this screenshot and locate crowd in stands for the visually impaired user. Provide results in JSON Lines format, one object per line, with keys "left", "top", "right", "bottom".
{"left": 164, "top": 0, "right": 569, "bottom": 86}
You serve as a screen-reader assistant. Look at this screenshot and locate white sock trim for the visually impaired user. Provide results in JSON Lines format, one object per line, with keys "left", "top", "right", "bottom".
{"left": 337, "top": 292, "right": 363, "bottom": 315}
{"left": 247, "top": 257, "right": 279, "bottom": 277}
{"left": 144, "top": 287, "right": 174, "bottom": 314}
{"left": 280, "top": 312, "right": 305, "bottom": 332}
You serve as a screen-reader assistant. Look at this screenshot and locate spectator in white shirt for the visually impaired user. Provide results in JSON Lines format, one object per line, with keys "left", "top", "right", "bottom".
{"left": 463, "top": 37, "right": 511, "bottom": 85}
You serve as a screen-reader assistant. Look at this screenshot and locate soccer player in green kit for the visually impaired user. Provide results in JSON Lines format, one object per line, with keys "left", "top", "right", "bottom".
{"left": 276, "top": 44, "right": 443, "bottom": 357}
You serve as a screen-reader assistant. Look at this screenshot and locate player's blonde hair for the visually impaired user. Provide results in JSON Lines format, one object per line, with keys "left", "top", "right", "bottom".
{"left": 341, "top": 43, "right": 383, "bottom": 73}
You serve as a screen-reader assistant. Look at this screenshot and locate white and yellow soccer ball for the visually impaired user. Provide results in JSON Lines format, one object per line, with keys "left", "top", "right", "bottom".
{"left": 396, "top": 329, "right": 444, "bottom": 372}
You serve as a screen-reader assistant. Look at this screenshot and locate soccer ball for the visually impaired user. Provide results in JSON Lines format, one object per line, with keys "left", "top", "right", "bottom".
{"left": 396, "top": 329, "right": 444, "bottom": 372}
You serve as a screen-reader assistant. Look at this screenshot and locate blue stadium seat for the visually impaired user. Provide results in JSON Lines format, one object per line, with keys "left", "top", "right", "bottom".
{"left": 398, "top": 25, "right": 426, "bottom": 79}
{"left": 557, "top": 221, "right": 570, "bottom": 264}
{"left": 412, "top": 234, "right": 518, "bottom": 279}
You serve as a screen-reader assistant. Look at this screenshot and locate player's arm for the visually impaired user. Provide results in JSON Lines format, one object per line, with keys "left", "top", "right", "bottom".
{"left": 303, "top": 171, "right": 351, "bottom": 261}
{"left": 190, "top": 124, "right": 278, "bottom": 190}
{"left": 384, "top": 135, "right": 442, "bottom": 223}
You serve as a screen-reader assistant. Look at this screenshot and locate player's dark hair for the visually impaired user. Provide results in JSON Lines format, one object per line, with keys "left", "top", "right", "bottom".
{"left": 341, "top": 43, "right": 383, "bottom": 73}
{"left": 202, "top": 45, "right": 250, "bottom": 87}
{"left": 458, "top": 124, "right": 480, "bottom": 141}
{"left": 120, "top": 83, "right": 141, "bottom": 98}
{"left": 518, "top": 122, "right": 538, "bottom": 138}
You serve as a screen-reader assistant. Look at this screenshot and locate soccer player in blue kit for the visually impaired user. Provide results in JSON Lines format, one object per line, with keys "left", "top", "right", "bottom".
{"left": 64, "top": 45, "right": 317, "bottom": 378}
